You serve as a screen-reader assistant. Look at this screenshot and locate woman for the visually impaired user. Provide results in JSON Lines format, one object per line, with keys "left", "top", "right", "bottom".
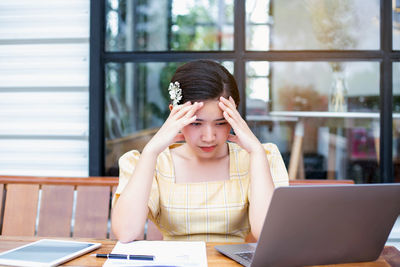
{"left": 112, "top": 60, "right": 288, "bottom": 243}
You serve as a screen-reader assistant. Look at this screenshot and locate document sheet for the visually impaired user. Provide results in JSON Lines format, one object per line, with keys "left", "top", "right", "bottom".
{"left": 103, "top": 240, "right": 207, "bottom": 267}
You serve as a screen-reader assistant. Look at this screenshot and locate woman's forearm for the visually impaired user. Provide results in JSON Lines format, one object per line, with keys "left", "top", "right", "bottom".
{"left": 111, "top": 101, "right": 202, "bottom": 242}
{"left": 248, "top": 146, "right": 275, "bottom": 240}
{"left": 111, "top": 148, "right": 158, "bottom": 242}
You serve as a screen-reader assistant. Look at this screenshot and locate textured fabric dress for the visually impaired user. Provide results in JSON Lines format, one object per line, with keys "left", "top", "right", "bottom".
{"left": 113, "top": 142, "right": 289, "bottom": 242}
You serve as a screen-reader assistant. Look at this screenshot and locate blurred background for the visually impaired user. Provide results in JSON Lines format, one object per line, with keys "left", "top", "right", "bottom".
{"left": 1, "top": 0, "right": 400, "bottom": 184}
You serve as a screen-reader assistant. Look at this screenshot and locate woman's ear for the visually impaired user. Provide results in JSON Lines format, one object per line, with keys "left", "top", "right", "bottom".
{"left": 169, "top": 104, "right": 173, "bottom": 111}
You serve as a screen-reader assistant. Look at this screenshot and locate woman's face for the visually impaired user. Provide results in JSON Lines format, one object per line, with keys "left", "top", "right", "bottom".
{"left": 181, "top": 99, "right": 231, "bottom": 159}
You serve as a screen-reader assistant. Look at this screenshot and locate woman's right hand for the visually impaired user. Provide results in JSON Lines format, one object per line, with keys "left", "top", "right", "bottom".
{"left": 143, "top": 101, "right": 203, "bottom": 155}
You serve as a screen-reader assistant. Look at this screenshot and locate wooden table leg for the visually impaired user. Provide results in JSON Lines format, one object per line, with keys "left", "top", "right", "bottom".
{"left": 288, "top": 120, "right": 305, "bottom": 180}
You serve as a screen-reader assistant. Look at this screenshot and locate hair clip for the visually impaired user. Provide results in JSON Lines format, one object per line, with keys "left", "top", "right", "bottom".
{"left": 168, "top": 81, "right": 182, "bottom": 106}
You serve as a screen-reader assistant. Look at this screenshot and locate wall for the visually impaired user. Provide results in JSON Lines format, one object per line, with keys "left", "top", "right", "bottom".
{"left": 0, "top": 0, "right": 90, "bottom": 176}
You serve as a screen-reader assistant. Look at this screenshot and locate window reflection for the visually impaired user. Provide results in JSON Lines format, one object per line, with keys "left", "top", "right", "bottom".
{"left": 246, "top": 61, "right": 379, "bottom": 114}
{"left": 246, "top": 0, "right": 380, "bottom": 51}
{"left": 395, "top": 0, "right": 400, "bottom": 50}
{"left": 105, "top": 62, "right": 177, "bottom": 140}
{"left": 246, "top": 62, "right": 270, "bottom": 115}
{"left": 106, "top": 0, "right": 234, "bottom": 51}
{"left": 105, "top": 62, "right": 179, "bottom": 175}
{"left": 247, "top": 61, "right": 380, "bottom": 182}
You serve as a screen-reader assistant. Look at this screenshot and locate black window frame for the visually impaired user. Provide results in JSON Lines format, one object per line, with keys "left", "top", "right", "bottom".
{"left": 90, "top": 0, "right": 399, "bottom": 183}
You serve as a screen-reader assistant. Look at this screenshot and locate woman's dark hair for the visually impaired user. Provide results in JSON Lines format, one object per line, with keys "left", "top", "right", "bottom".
{"left": 170, "top": 60, "right": 240, "bottom": 106}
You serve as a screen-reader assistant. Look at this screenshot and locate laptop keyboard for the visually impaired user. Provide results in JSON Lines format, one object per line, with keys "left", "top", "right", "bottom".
{"left": 236, "top": 251, "right": 254, "bottom": 261}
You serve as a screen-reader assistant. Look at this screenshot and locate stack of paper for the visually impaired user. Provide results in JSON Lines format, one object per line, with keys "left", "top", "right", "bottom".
{"left": 103, "top": 240, "right": 208, "bottom": 267}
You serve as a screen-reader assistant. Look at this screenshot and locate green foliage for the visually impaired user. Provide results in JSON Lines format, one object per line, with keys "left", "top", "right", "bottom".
{"left": 171, "top": 6, "right": 216, "bottom": 50}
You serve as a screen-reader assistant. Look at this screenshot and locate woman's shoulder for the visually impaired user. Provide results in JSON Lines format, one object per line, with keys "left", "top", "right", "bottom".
{"left": 118, "top": 149, "right": 141, "bottom": 169}
{"left": 119, "top": 143, "right": 182, "bottom": 160}
{"left": 119, "top": 147, "right": 170, "bottom": 163}
{"left": 261, "top": 142, "right": 281, "bottom": 154}
{"left": 119, "top": 145, "right": 179, "bottom": 172}
{"left": 120, "top": 149, "right": 141, "bottom": 159}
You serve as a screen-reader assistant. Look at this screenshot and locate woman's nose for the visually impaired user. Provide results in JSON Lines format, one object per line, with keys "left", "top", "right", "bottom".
{"left": 201, "top": 125, "right": 216, "bottom": 142}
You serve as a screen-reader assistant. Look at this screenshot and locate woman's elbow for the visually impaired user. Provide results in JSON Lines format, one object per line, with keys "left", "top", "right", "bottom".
{"left": 250, "top": 228, "right": 261, "bottom": 242}
{"left": 245, "top": 231, "right": 258, "bottom": 243}
{"left": 112, "top": 225, "right": 143, "bottom": 243}
{"left": 117, "top": 234, "right": 138, "bottom": 243}
{"left": 111, "top": 216, "right": 143, "bottom": 243}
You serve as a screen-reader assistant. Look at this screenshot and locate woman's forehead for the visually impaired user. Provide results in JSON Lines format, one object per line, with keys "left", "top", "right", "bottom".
{"left": 194, "top": 100, "right": 224, "bottom": 121}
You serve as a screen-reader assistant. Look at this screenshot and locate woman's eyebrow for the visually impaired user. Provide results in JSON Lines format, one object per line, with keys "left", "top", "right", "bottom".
{"left": 195, "top": 118, "right": 226, "bottom": 122}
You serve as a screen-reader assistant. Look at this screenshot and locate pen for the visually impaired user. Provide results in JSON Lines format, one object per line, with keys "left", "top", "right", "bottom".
{"left": 95, "top": 253, "right": 155, "bottom": 260}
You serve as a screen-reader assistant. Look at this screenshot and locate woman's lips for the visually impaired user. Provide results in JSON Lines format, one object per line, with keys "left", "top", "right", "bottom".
{"left": 200, "top": 145, "right": 216, "bottom": 152}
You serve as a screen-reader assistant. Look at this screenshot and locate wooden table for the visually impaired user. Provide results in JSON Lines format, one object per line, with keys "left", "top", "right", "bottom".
{"left": 0, "top": 236, "right": 399, "bottom": 266}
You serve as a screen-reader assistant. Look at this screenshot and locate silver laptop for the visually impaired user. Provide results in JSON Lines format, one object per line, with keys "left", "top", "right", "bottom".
{"left": 215, "top": 184, "right": 400, "bottom": 267}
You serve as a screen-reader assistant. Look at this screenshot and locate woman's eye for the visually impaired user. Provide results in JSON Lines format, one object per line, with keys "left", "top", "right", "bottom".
{"left": 190, "top": 123, "right": 201, "bottom": 126}
{"left": 216, "top": 122, "right": 227, "bottom": 126}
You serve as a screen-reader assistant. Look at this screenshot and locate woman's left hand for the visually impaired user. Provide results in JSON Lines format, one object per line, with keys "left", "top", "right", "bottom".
{"left": 218, "top": 96, "right": 263, "bottom": 154}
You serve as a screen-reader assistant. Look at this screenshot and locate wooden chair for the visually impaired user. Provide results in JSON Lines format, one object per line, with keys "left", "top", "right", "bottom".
{"left": 105, "top": 128, "right": 159, "bottom": 175}
{"left": 0, "top": 176, "right": 162, "bottom": 240}
{"left": 0, "top": 176, "right": 116, "bottom": 238}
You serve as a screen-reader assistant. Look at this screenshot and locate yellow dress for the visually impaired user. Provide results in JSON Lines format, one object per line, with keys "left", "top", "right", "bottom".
{"left": 113, "top": 142, "right": 289, "bottom": 242}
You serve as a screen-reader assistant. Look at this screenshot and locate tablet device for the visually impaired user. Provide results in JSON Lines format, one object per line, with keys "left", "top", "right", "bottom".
{"left": 0, "top": 239, "right": 101, "bottom": 267}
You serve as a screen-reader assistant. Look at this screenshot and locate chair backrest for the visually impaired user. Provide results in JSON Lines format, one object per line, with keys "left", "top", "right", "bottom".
{"left": 2, "top": 183, "right": 39, "bottom": 236}
{"left": 0, "top": 176, "right": 163, "bottom": 240}
{"left": 0, "top": 176, "right": 117, "bottom": 239}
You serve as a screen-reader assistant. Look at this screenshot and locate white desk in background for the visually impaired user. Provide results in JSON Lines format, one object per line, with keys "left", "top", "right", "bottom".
{"left": 247, "top": 112, "right": 400, "bottom": 180}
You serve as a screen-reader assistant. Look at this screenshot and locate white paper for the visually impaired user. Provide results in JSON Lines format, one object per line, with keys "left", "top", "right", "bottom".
{"left": 103, "top": 240, "right": 208, "bottom": 267}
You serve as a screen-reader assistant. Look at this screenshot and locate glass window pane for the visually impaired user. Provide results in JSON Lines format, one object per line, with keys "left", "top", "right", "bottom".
{"left": 246, "top": 61, "right": 380, "bottom": 114}
{"left": 105, "top": 62, "right": 177, "bottom": 174}
{"left": 248, "top": 61, "right": 380, "bottom": 182}
{"left": 270, "top": 62, "right": 380, "bottom": 112}
{"left": 394, "top": 1, "right": 400, "bottom": 50}
{"left": 246, "top": 62, "right": 270, "bottom": 115}
{"left": 394, "top": 62, "right": 400, "bottom": 182}
{"left": 246, "top": 0, "right": 380, "bottom": 51}
{"left": 106, "top": 0, "right": 234, "bottom": 51}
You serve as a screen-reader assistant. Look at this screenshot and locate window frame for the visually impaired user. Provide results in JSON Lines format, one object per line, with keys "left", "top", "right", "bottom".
{"left": 90, "top": 0, "right": 399, "bottom": 182}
